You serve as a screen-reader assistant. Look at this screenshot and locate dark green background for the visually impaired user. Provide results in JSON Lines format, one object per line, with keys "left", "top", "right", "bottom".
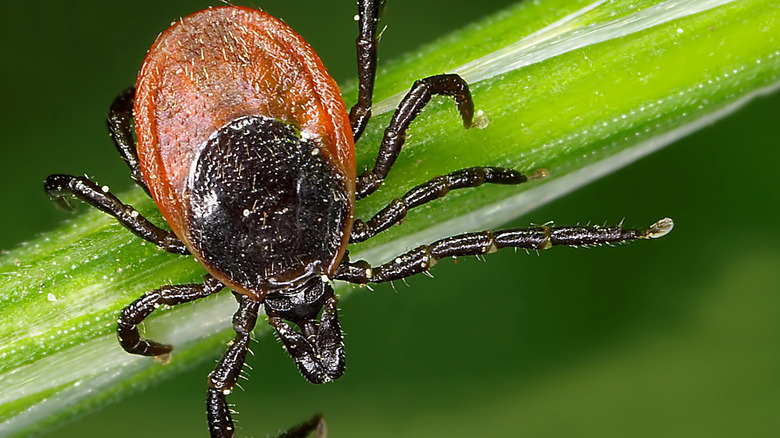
{"left": 2, "top": 1, "right": 779, "bottom": 437}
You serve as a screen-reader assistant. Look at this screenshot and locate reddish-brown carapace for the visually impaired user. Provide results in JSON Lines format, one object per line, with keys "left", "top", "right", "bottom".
{"left": 135, "top": 7, "right": 356, "bottom": 299}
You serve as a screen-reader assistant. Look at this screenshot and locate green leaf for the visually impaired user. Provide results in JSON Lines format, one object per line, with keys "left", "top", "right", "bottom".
{"left": 1, "top": 0, "right": 778, "bottom": 436}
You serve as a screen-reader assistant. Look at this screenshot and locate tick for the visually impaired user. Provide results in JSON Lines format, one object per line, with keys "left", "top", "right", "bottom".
{"left": 44, "top": 2, "right": 673, "bottom": 437}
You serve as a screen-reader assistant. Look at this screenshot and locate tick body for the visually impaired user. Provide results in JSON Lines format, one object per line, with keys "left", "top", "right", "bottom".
{"left": 44, "top": 2, "right": 672, "bottom": 437}
{"left": 135, "top": 7, "right": 355, "bottom": 298}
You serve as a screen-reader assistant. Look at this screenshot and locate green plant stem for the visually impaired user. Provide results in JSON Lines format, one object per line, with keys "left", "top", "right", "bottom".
{"left": 1, "top": 0, "right": 778, "bottom": 436}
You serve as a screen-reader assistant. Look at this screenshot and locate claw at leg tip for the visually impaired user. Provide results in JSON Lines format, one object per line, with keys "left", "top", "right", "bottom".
{"left": 471, "top": 110, "right": 489, "bottom": 129}
{"left": 645, "top": 217, "right": 674, "bottom": 239}
{"left": 530, "top": 168, "right": 549, "bottom": 180}
{"left": 315, "top": 417, "right": 327, "bottom": 438}
{"left": 153, "top": 351, "right": 172, "bottom": 364}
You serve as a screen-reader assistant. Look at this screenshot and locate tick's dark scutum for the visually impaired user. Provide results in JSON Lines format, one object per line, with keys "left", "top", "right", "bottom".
{"left": 187, "top": 116, "right": 350, "bottom": 295}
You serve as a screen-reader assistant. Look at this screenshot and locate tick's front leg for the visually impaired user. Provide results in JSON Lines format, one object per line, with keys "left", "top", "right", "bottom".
{"left": 44, "top": 174, "right": 188, "bottom": 254}
{"left": 356, "top": 74, "right": 478, "bottom": 199}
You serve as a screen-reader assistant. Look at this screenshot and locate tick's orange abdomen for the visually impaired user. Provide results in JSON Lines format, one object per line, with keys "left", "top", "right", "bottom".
{"left": 135, "top": 6, "right": 355, "bottom": 245}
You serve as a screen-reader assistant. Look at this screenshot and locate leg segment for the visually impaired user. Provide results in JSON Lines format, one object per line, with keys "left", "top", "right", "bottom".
{"left": 349, "top": 0, "right": 384, "bottom": 141}
{"left": 351, "top": 167, "right": 546, "bottom": 242}
{"left": 273, "top": 415, "right": 326, "bottom": 438}
{"left": 117, "top": 275, "right": 224, "bottom": 357}
{"left": 356, "top": 74, "right": 476, "bottom": 199}
{"left": 106, "top": 87, "right": 149, "bottom": 194}
{"left": 207, "top": 293, "right": 260, "bottom": 438}
{"left": 336, "top": 218, "right": 674, "bottom": 283}
{"left": 44, "top": 174, "right": 188, "bottom": 254}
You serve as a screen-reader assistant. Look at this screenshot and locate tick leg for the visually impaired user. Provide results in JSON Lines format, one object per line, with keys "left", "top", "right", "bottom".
{"left": 351, "top": 167, "right": 547, "bottom": 242}
{"left": 349, "top": 0, "right": 384, "bottom": 141}
{"left": 209, "top": 399, "right": 324, "bottom": 438}
{"left": 266, "top": 291, "right": 345, "bottom": 384}
{"left": 207, "top": 293, "right": 260, "bottom": 438}
{"left": 44, "top": 174, "right": 188, "bottom": 254}
{"left": 206, "top": 295, "right": 324, "bottom": 438}
{"left": 117, "top": 275, "right": 224, "bottom": 357}
{"left": 336, "top": 218, "right": 674, "bottom": 283}
{"left": 356, "top": 74, "right": 476, "bottom": 199}
{"left": 273, "top": 415, "right": 327, "bottom": 438}
{"left": 107, "top": 87, "right": 150, "bottom": 194}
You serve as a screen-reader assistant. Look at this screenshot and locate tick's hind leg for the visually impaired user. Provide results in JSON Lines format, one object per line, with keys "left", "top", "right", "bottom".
{"left": 107, "top": 87, "right": 149, "bottom": 194}
{"left": 356, "top": 74, "right": 479, "bottom": 199}
{"left": 118, "top": 274, "right": 224, "bottom": 358}
{"left": 351, "top": 167, "right": 547, "bottom": 242}
{"left": 44, "top": 174, "right": 188, "bottom": 254}
{"left": 336, "top": 218, "right": 674, "bottom": 283}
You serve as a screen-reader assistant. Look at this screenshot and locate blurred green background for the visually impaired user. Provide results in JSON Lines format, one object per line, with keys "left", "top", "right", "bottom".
{"left": 2, "top": 1, "right": 779, "bottom": 437}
